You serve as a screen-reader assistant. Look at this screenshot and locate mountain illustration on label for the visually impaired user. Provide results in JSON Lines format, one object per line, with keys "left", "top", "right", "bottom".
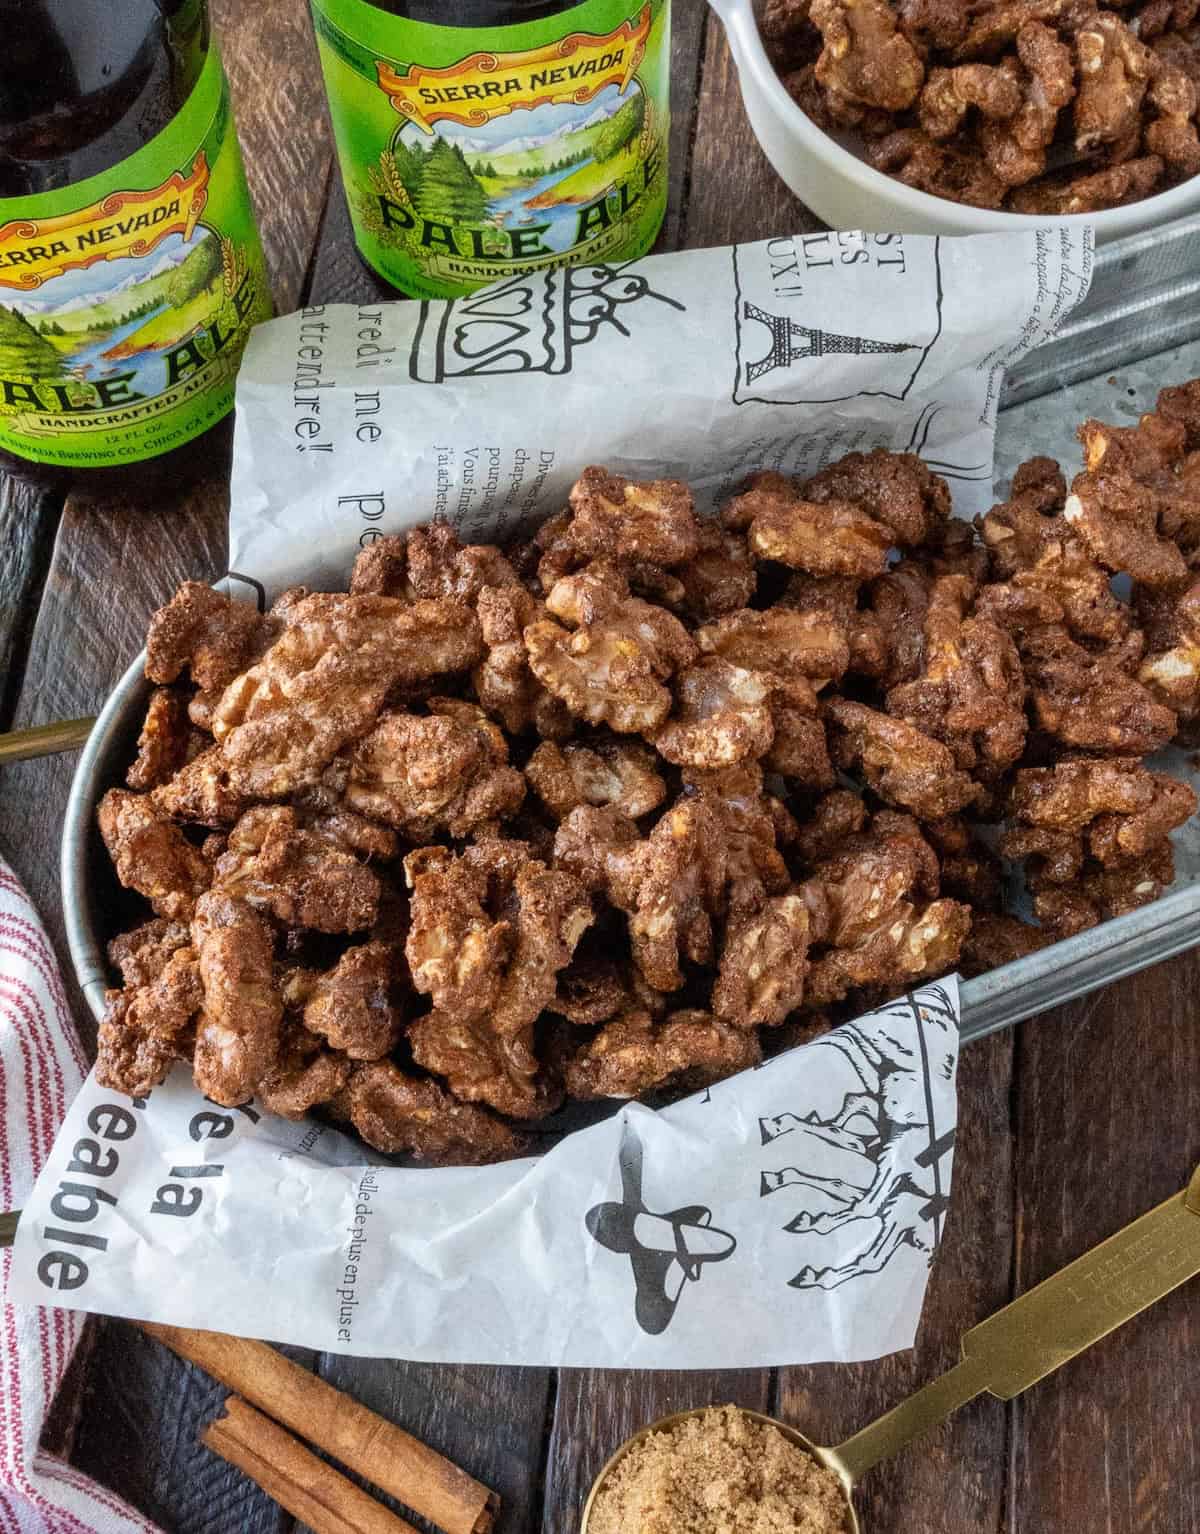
{"left": 586, "top": 1120, "right": 737, "bottom": 1336}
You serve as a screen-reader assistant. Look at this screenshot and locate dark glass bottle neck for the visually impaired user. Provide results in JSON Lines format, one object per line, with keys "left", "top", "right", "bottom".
{"left": 354, "top": 0, "right": 583, "bottom": 24}
{"left": 0, "top": 0, "right": 208, "bottom": 197}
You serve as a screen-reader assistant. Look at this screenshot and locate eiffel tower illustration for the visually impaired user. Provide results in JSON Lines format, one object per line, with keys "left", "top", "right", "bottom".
{"left": 741, "top": 300, "right": 916, "bottom": 385}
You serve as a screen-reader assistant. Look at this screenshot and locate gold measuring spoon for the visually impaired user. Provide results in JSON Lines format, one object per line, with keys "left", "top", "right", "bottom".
{"left": 0, "top": 717, "right": 94, "bottom": 764}
{"left": 582, "top": 1163, "right": 1200, "bottom": 1533}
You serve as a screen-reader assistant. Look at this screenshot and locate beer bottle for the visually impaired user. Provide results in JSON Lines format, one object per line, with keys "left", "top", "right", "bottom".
{"left": 0, "top": 0, "right": 272, "bottom": 485}
{"left": 310, "top": 0, "right": 672, "bottom": 299}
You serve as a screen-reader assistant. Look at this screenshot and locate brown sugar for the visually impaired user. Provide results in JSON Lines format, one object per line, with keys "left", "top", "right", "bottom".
{"left": 587, "top": 1406, "right": 852, "bottom": 1534}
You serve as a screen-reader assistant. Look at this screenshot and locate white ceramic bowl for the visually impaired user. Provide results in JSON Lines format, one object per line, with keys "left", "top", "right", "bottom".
{"left": 708, "top": 0, "right": 1200, "bottom": 242}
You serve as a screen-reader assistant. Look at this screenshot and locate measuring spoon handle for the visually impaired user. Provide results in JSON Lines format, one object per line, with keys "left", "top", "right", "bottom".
{"left": 835, "top": 1165, "right": 1200, "bottom": 1484}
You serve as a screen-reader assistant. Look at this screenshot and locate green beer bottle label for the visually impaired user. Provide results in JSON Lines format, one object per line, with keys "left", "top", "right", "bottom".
{"left": 0, "top": 45, "right": 271, "bottom": 468}
{"left": 310, "top": 0, "right": 671, "bottom": 299}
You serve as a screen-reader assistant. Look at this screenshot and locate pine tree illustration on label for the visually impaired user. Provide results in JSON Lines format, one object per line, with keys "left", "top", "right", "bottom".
{"left": 758, "top": 988, "right": 958, "bottom": 1292}
{"left": 310, "top": 0, "right": 672, "bottom": 299}
{"left": 587, "top": 1120, "right": 738, "bottom": 1336}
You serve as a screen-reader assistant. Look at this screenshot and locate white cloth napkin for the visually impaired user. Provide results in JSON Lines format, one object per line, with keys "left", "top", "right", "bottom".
{"left": 0, "top": 856, "right": 162, "bottom": 1534}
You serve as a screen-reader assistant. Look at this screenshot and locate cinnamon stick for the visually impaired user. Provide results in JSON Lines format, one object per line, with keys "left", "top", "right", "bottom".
{"left": 203, "top": 1398, "right": 419, "bottom": 1534}
{"left": 141, "top": 1324, "right": 497, "bottom": 1534}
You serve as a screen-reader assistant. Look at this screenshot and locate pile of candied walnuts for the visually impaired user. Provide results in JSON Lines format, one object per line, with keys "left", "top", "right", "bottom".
{"left": 760, "top": 0, "right": 1200, "bottom": 212}
{"left": 97, "top": 378, "right": 1200, "bottom": 1165}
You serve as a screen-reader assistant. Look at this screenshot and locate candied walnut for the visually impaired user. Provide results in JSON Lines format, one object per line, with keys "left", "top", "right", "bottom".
{"left": 1079, "top": 410, "right": 1187, "bottom": 482}
{"left": 807, "top": 896, "right": 970, "bottom": 1005}
{"left": 405, "top": 839, "right": 592, "bottom": 1044}
{"left": 258, "top": 1021, "right": 352, "bottom": 1120}
{"left": 345, "top": 699, "right": 524, "bottom": 839}
{"left": 564, "top": 1009, "right": 761, "bottom": 1100}
{"left": 526, "top": 737, "right": 666, "bottom": 821}
{"left": 96, "top": 991, "right": 179, "bottom": 1098}
{"left": 998, "top": 822, "right": 1085, "bottom": 883}
{"left": 1157, "top": 379, "right": 1200, "bottom": 449}
{"left": 191, "top": 892, "right": 282, "bottom": 1107}
{"left": 1019, "top": 627, "right": 1177, "bottom": 754}
{"left": 98, "top": 788, "right": 211, "bottom": 921}
{"left": 145, "top": 582, "right": 268, "bottom": 694}
{"left": 886, "top": 573, "right": 1027, "bottom": 777}
{"left": 781, "top": 573, "right": 888, "bottom": 679}
{"left": 127, "top": 688, "right": 191, "bottom": 791}
{"left": 1074, "top": 14, "right": 1153, "bottom": 152}
{"left": 1137, "top": 577, "right": 1200, "bottom": 718}
{"left": 961, "top": 912, "right": 1052, "bottom": 974}
{"left": 794, "top": 788, "right": 868, "bottom": 865}
{"left": 696, "top": 606, "right": 847, "bottom": 695}
{"left": 556, "top": 799, "right": 728, "bottom": 991}
{"left": 804, "top": 450, "right": 952, "bottom": 550}
{"left": 349, "top": 534, "right": 407, "bottom": 597}
{"left": 212, "top": 594, "right": 482, "bottom": 796}
{"left": 151, "top": 744, "right": 250, "bottom": 827}
{"left": 566, "top": 467, "right": 701, "bottom": 567}
{"left": 1008, "top": 755, "right": 1197, "bottom": 865}
{"left": 677, "top": 521, "right": 757, "bottom": 620}
{"left": 713, "top": 894, "right": 810, "bottom": 1028}
{"left": 305, "top": 810, "right": 399, "bottom": 861}
{"left": 867, "top": 129, "right": 1007, "bottom": 208}
{"left": 826, "top": 697, "right": 981, "bottom": 816}
{"left": 551, "top": 947, "right": 632, "bottom": 1025}
{"left": 1010, "top": 154, "right": 1164, "bottom": 214}
{"left": 525, "top": 575, "right": 697, "bottom": 734}
{"left": 1063, "top": 472, "right": 1188, "bottom": 588}
{"left": 474, "top": 584, "right": 572, "bottom": 739}
{"left": 1145, "top": 61, "right": 1200, "bottom": 175}
{"left": 919, "top": 62, "right": 1021, "bottom": 138}
{"left": 979, "top": 480, "right": 1134, "bottom": 644}
{"left": 108, "top": 917, "right": 191, "bottom": 988}
{"left": 346, "top": 1061, "right": 525, "bottom": 1164}
{"left": 980, "top": 24, "right": 1075, "bottom": 185}
{"left": 764, "top": 703, "right": 835, "bottom": 785}
{"left": 214, "top": 805, "right": 381, "bottom": 933}
{"left": 405, "top": 520, "right": 520, "bottom": 602}
{"left": 898, "top": 0, "right": 969, "bottom": 53}
{"left": 682, "top": 762, "right": 793, "bottom": 918}
{"left": 652, "top": 658, "right": 775, "bottom": 769}
{"left": 726, "top": 476, "right": 893, "bottom": 578}
{"left": 407, "top": 1011, "right": 564, "bottom": 1119}
{"left": 811, "top": 0, "right": 926, "bottom": 111}
{"left": 302, "top": 943, "right": 401, "bottom": 1060}
{"left": 1032, "top": 841, "right": 1175, "bottom": 933}
{"left": 123, "top": 945, "right": 202, "bottom": 1041}
{"left": 953, "top": 0, "right": 1085, "bottom": 59}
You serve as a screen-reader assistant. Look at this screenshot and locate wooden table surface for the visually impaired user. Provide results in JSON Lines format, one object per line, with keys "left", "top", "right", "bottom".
{"left": 1, "top": 3, "right": 1198, "bottom": 1531}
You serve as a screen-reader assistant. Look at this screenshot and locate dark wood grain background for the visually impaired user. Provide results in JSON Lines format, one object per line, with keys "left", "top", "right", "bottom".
{"left": 1, "top": 2, "right": 1197, "bottom": 1531}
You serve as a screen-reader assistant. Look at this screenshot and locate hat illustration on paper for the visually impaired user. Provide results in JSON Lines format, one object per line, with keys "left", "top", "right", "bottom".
{"left": 586, "top": 1121, "right": 737, "bottom": 1335}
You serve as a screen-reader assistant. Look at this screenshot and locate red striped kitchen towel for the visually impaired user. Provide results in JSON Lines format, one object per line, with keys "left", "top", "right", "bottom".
{"left": 0, "top": 857, "right": 162, "bottom": 1534}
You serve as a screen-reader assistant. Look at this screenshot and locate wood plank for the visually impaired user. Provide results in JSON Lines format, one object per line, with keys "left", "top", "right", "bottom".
{"left": 310, "top": 1359, "right": 552, "bottom": 1534}
{"left": 0, "top": 476, "right": 60, "bottom": 729}
{"left": 212, "top": 0, "right": 334, "bottom": 313}
{"left": 684, "top": 17, "right": 825, "bottom": 248}
{"left": 1010, "top": 956, "right": 1200, "bottom": 1534}
{"left": 775, "top": 1032, "right": 1014, "bottom": 1534}
{"left": 71, "top": 1322, "right": 309, "bottom": 1534}
{"left": 0, "top": 481, "right": 228, "bottom": 1048}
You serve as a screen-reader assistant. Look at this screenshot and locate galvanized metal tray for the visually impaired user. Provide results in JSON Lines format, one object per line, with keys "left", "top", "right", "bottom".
{"left": 58, "top": 292, "right": 1200, "bottom": 1054}
{"left": 1004, "top": 214, "right": 1200, "bottom": 407}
